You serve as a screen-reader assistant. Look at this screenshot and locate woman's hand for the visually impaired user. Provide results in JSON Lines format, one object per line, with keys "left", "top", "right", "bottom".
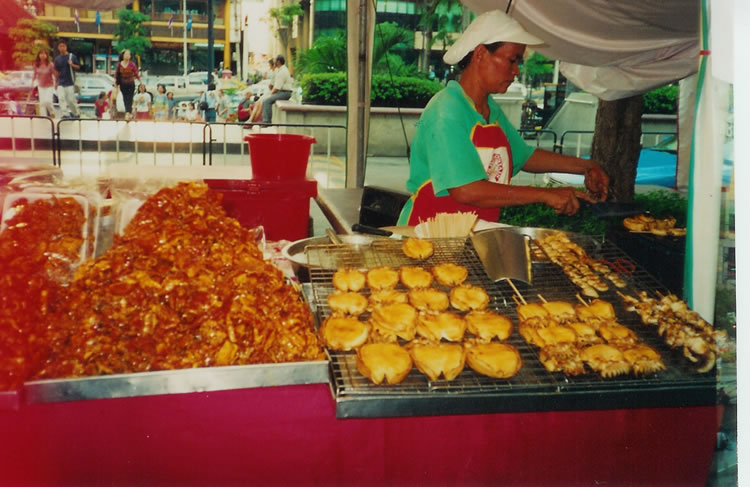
{"left": 544, "top": 187, "right": 596, "bottom": 216}
{"left": 583, "top": 161, "right": 609, "bottom": 201}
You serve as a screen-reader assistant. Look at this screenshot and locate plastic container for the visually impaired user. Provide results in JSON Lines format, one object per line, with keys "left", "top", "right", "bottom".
{"left": 245, "top": 134, "right": 316, "bottom": 181}
{"left": 206, "top": 178, "right": 317, "bottom": 241}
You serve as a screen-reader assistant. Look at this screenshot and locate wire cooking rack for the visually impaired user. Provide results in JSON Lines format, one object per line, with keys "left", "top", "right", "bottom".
{"left": 307, "top": 234, "right": 717, "bottom": 405}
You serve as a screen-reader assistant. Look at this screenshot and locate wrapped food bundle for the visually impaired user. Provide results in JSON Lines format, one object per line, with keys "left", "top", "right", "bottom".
{"left": 0, "top": 181, "right": 324, "bottom": 389}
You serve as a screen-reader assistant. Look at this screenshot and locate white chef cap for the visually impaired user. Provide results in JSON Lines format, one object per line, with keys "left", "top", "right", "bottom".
{"left": 443, "top": 10, "right": 544, "bottom": 65}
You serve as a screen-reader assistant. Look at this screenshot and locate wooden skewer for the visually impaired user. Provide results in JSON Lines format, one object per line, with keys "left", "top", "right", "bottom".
{"left": 505, "top": 278, "right": 526, "bottom": 305}
{"left": 511, "top": 294, "right": 521, "bottom": 306}
{"left": 575, "top": 293, "right": 589, "bottom": 306}
{"left": 537, "top": 294, "right": 548, "bottom": 303}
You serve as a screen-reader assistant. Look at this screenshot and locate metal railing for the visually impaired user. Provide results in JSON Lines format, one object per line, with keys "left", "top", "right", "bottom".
{"left": 0, "top": 115, "right": 57, "bottom": 165}
{"left": 557, "top": 130, "right": 677, "bottom": 156}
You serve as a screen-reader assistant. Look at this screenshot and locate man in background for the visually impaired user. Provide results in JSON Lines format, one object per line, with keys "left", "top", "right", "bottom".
{"left": 262, "top": 55, "right": 293, "bottom": 124}
{"left": 53, "top": 40, "right": 80, "bottom": 119}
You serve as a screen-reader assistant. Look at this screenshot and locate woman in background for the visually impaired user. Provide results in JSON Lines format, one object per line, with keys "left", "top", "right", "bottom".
{"left": 114, "top": 49, "right": 139, "bottom": 119}
{"left": 30, "top": 49, "right": 56, "bottom": 118}
{"left": 152, "top": 84, "right": 169, "bottom": 121}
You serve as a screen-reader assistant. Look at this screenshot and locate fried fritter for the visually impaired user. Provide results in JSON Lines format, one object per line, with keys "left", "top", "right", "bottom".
{"left": 399, "top": 266, "right": 433, "bottom": 289}
{"left": 368, "top": 289, "right": 408, "bottom": 306}
{"left": 449, "top": 285, "right": 489, "bottom": 311}
{"left": 356, "top": 343, "right": 413, "bottom": 385}
{"left": 369, "top": 303, "right": 417, "bottom": 341}
{"left": 327, "top": 291, "right": 368, "bottom": 315}
{"left": 465, "top": 310, "right": 512, "bottom": 342}
{"left": 408, "top": 288, "right": 450, "bottom": 312}
{"left": 366, "top": 266, "right": 400, "bottom": 291}
{"left": 332, "top": 268, "right": 366, "bottom": 292}
{"left": 402, "top": 237, "right": 434, "bottom": 260}
{"left": 416, "top": 311, "right": 466, "bottom": 342}
{"left": 431, "top": 263, "right": 468, "bottom": 287}
{"left": 464, "top": 342, "right": 522, "bottom": 379}
{"left": 320, "top": 316, "right": 369, "bottom": 351}
{"left": 409, "top": 342, "right": 465, "bottom": 381}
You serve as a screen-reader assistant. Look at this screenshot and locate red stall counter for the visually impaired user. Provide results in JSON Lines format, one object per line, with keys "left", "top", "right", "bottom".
{"left": 206, "top": 178, "right": 317, "bottom": 241}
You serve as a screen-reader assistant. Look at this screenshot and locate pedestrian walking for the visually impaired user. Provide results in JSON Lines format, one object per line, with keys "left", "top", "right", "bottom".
{"left": 53, "top": 40, "right": 80, "bottom": 118}
{"left": 30, "top": 49, "right": 56, "bottom": 118}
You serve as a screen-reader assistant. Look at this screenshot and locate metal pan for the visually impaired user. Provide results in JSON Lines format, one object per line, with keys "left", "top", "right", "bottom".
{"left": 282, "top": 234, "right": 378, "bottom": 280}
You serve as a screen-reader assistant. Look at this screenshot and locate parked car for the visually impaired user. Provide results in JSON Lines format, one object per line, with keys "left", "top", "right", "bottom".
{"left": 73, "top": 73, "right": 115, "bottom": 104}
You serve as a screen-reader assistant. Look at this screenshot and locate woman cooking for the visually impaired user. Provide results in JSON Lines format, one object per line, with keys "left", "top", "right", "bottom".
{"left": 398, "top": 10, "right": 609, "bottom": 226}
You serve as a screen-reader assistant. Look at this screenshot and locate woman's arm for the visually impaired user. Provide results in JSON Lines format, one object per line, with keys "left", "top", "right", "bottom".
{"left": 521, "top": 149, "right": 609, "bottom": 201}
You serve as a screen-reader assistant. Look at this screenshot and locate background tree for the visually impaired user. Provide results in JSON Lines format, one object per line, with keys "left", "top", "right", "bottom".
{"left": 112, "top": 9, "right": 151, "bottom": 64}
{"left": 521, "top": 52, "right": 554, "bottom": 88}
{"left": 417, "top": 0, "right": 463, "bottom": 73}
{"left": 8, "top": 19, "right": 57, "bottom": 69}
{"left": 268, "top": 3, "right": 304, "bottom": 65}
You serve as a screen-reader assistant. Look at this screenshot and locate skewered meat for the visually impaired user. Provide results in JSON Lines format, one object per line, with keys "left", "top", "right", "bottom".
{"left": 622, "top": 345, "right": 666, "bottom": 376}
{"left": 539, "top": 343, "right": 586, "bottom": 376}
{"left": 580, "top": 344, "right": 631, "bottom": 378}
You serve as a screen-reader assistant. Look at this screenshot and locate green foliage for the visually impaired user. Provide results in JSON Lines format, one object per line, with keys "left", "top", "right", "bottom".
{"left": 8, "top": 19, "right": 57, "bottom": 69}
{"left": 300, "top": 72, "right": 443, "bottom": 108}
{"left": 112, "top": 9, "right": 152, "bottom": 61}
{"left": 522, "top": 52, "right": 554, "bottom": 88}
{"left": 294, "top": 32, "right": 347, "bottom": 76}
{"left": 643, "top": 84, "right": 678, "bottom": 114}
{"left": 269, "top": 3, "right": 304, "bottom": 27}
{"left": 499, "top": 189, "right": 687, "bottom": 237}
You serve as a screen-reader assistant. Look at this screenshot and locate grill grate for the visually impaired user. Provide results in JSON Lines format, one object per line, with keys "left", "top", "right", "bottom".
{"left": 308, "top": 234, "right": 716, "bottom": 408}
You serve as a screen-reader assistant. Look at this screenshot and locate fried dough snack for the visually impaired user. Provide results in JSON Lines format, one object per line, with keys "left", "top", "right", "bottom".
{"left": 368, "top": 289, "right": 408, "bottom": 306}
{"left": 366, "top": 266, "right": 399, "bottom": 290}
{"left": 356, "top": 343, "right": 412, "bottom": 385}
{"left": 408, "top": 288, "right": 450, "bottom": 312}
{"left": 34, "top": 182, "right": 324, "bottom": 379}
{"left": 449, "top": 285, "right": 489, "bottom": 311}
{"left": 464, "top": 342, "right": 522, "bottom": 379}
{"left": 465, "top": 310, "right": 512, "bottom": 342}
{"left": 327, "top": 291, "right": 368, "bottom": 315}
{"left": 399, "top": 266, "right": 433, "bottom": 289}
{"left": 320, "top": 316, "right": 369, "bottom": 351}
{"left": 333, "top": 268, "right": 366, "bottom": 292}
{"left": 402, "top": 237, "right": 434, "bottom": 260}
{"left": 416, "top": 311, "right": 466, "bottom": 342}
{"left": 409, "top": 342, "right": 465, "bottom": 381}
{"left": 431, "top": 263, "right": 468, "bottom": 287}
{"left": 369, "top": 303, "right": 417, "bottom": 341}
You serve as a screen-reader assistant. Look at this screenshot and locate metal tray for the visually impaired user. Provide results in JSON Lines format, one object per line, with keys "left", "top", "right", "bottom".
{"left": 307, "top": 234, "right": 719, "bottom": 419}
{"left": 23, "top": 360, "right": 329, "bottom": 404}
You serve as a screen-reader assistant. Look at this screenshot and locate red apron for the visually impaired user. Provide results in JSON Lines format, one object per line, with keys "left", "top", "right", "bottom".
{"left": 406, "top": 123, "right": 513, "bottom": 226}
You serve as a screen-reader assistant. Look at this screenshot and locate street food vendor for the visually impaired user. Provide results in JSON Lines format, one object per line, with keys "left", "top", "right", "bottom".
{"left": 398, "top": 10, "right": 610, "bottom": 226}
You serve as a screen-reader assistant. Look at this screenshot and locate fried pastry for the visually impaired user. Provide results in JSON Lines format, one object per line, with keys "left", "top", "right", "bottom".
{"left": 327, "top": 291, "right": 368, "bottom": 315}
{"left": 399, "top": 266, "right": 433, "bottom": 289}
{"left": 320, "top": 316, "right": 369, "bottom": 351}
{"left": 369, "top": 302, "right": 417, "bottom": 341}
{"left": 539, "top": 343, "right": 586, "bottom": 375}
{"left": 580, "top": 344, "right": 631, "bottom": 378}
{"left": 402, "top": 237, "right": 434, "bottom": 260}
{"left": 366, "top": 266, "right": 400, "bottom": 290}
{"left": 409, "top": 342, "right": 465, "bottom": 381}
{"left": 356, "top": 343, "right": 413, "bottom": 385}
{"left": 465, "top": 310, "right": 512, "bottom": 342}
{"left": 408, "top": 288, "right": 450, "bottom": 312}
{"left": 332, "top": 268, "right": 366, "bottom": 292}
{"left": 449, "top": 285, "right": 489, "bottom": 311}
{"left": 516, "top": 303, "right": 549, "bottom": 326}
{"left": 541, "top": 301, "right": 576, "bottom": 323}
{"left": 368, "top": 289, "right": 408, "bottom": 306}
{"left": 464, "top": 342, "right": 522, "bottom": 379}
{"left": 431, "top": 263, "right": 468, "bottom": 287}
{"left": 416, "top": 311, "right": 466, "bottom": 342}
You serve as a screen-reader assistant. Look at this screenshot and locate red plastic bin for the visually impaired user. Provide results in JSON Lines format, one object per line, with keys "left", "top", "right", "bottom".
{"left": 205, "top": 179, "right": 317, "bottom": 241}
{"left": 245, "top": 133, "right": 316, "bottom": 181}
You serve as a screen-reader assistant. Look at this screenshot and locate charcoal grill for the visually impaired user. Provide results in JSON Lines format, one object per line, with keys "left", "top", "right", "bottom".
{"left": 307, "top": 232, "right": 718, "bottom": 418}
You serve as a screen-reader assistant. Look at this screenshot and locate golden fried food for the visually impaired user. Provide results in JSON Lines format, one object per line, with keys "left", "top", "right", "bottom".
{"left": 320, "top": 316, "right": 369, "bottom": 351}
{"left": 449, "top": 285, "right": 489, "bottom": 311}
{"left": 408, "top": 288, "right": 450, "bottom": 312}
{"left": 536, "top": 325, "right": 577, "bottom": 346}
{"left": 402, "top": 237, "right": 434, "bottom": 260}
{"left": 369, "top": 303, "right": 417, "bottom": 341}
{"left": 516, "top": 303, "right": 549, "bottom": 325}
{"left": 539, "top": 343, "right": 586, "bottom": 375}
{"left": 399, "top": 266, "right": 433, "bottom": 289}
{"left": 580, "top": 344, "right": 631, "bottom": 378}
{"left": 567, "top": 322, "right": 603, "bottom": 346}
{"left": 366, "top": 266, "right": 399, "bottom": 290}
{"left": 356, "top": 343, "right": 412, "bottom": 385}
{"left": 409, "top": 342, "right": 465, "bottom": 381}
{"left": 598, "top": 322, "right": 638, "bottom": 346}
{"left": 332, "top": 268, "right": 366, "bottom": 292}
{"left": 541, "top": 301, "right": 576, "bottom": 323}
{"left": 465, "top": 310, "right": 512, "bottom": 342}
{"left": 327, "top": 291, "right": 368, "bottom": 315}
{"left": 368, "top": 289, "right": 408, "bottom": 306}
{"left": 431, "top": 263, "right": 468, "bottom": 287}
{"left": 416, "top": 311, "right": 466, "bottom": 342}
{"left": 464, "top": 342, "right": 522, "bottom": 379}
{"left": 575, "top": 299, "right": 615, "bottom": 322}
{"left": 622, "top": 344, "right": 666, "bottom": 376}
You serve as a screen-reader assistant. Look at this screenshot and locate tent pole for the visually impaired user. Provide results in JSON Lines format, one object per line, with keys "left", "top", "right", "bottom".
{"left": 346, "top": 0, "right": 373, "bottom": 189}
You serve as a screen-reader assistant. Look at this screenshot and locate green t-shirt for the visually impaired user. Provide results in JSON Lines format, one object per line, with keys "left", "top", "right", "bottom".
{"left": 398, "top": 81, "right": 536, "bottom": 225}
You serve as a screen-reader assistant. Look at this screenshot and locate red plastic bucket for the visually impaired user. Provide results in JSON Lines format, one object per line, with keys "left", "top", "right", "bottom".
{"left": 245, "top": 133, "right": 317, "bottom": 181}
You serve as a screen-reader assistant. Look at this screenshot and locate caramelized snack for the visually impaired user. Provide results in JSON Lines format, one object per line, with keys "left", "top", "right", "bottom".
{"left": 539, "top": 343, "right": 586, "bottom": 376}
{"left": 464, "top": 342, "right": 522, "bottom": 379}
{"left": 320, "top": 316, "right": 369, "bottom": 351}
{"left": 449, "top": 285, "right": 489, "bottom": 311}
{"left": 356, "top": 343, "right": 412, "bottom": 385}
{"left": 399, "top": 266, "right": 433, "bottom": 289}
{"left": 368, "top": 289, "right": 408, "bottom": 306}
{"left": 541, "top": 301, "right": 576, "bottom": 323}
{"left": 575, "top": 299, "right": 615, "bottom": 322}
{"left": 369, "top": 303, "right": 417, "bottom": 341}
{"left": 567, "top": 322, "right": 603, "bottom": 346}
{"left": 431, "top": 263, "right": 468, "bottom": 287}
{"left": 408, "top": 288, "right": 450, "bottom": 312}
{"left": 366, "top": 266, "right": 399, "bottom": 291}
{"left": 333, "top": 268, "right": 366, "bottom": 292}
{"left": 580, "top": 344, "right": 631, "bottom": 378}
{"left": 409, "top": 342, "right": 465, "bottom": 381}
{"left": 465, "top": 310, "right": 512, "bottom": 342}
{"left": 516, "top": 303, "right": 549, "bottom": 325}
{"left": 622, "top": 345, "right": 666, "bottom": 376}
{"left": 327, "top": 291, "right": 368, "bottom": 315}
{"left": 416, "top": 311, "right": 466, "bottom": 342}
{"left": 402, "top": 237, "right": 434, "bottom": 260}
